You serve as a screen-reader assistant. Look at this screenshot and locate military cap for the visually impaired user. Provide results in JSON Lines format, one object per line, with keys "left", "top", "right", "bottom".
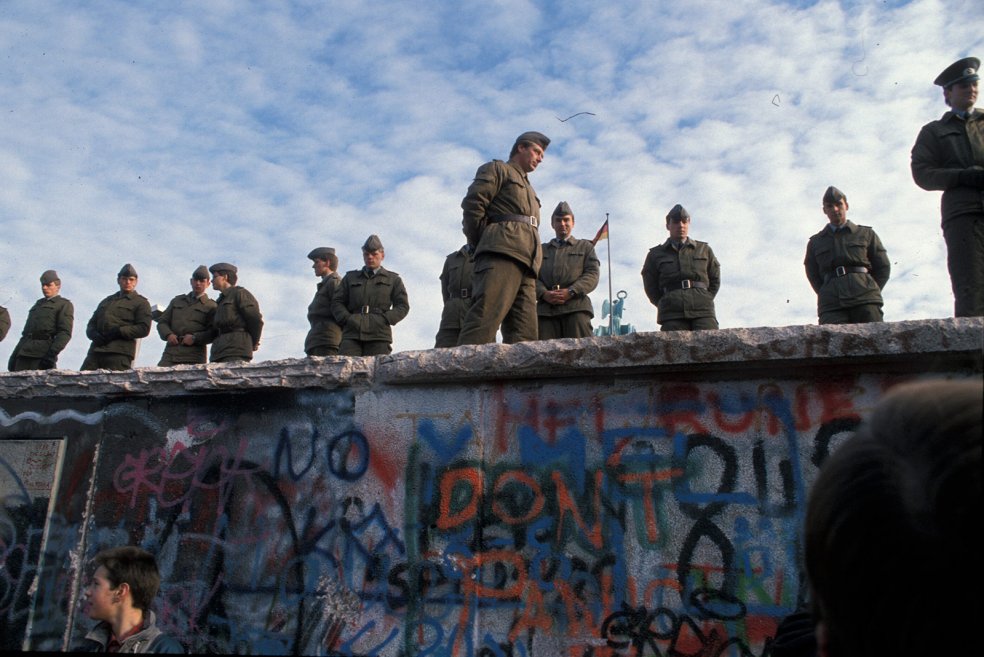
{"left": 666, "top": 204, "right": 690, "bottom": 222}
{"left": 362, "top": 235, "right": 384, "bottom": 252}
{"left": 307, "top": 247, "right": 336, "bottom": 261}
{"left": 209, "top": 262, "right": 238, "bottom": 275}
{"left": 552, "top": 201, "right": 574, "bottom": 218}
{"left": 514, "top": 131, "right": 550, "bottom": 150}
{"left": 822, "top": 186, "right": 847, "bottom": 204}
{"left": 117, "top": 263, "right": 138, "bottom": 278}
{"left": 191, "top": 265, "right": 210, "bottom": 280}
{"left": 934, "top": 56, "right": 980, "bottom": 87}
{"left": 40, "top": 270, "right": 60, "bottom": 285}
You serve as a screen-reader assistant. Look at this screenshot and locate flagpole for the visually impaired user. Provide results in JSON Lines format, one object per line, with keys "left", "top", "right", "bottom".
{"left": 606, "top": 213, "right": 613, "bottom": 335}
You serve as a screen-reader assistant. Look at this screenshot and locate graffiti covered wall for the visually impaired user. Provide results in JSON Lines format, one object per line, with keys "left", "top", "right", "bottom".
{"left": 1, "top": 319, "right": 981, "bottom": 656}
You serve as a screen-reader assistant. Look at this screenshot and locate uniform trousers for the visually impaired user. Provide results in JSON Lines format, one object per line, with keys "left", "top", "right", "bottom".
{"left": 81, "top": 353, "right": 132, "bottom": 371}
{"left": 339, "top": 339, "right": 392, "bottom": 357}
{"left": 943, "top": 213, "right": 984, "bottom": 317}
{"left": 537, "top": 312, "right": 592, "bottom": 340}
{"left": 819, "top": 304, "right": 883, "bottom": 325}
{"left": 660, "top": 317, "right": 719, "bottom": 331}
{"left": 457, "top": 254, "right": 538, "bottom": 344}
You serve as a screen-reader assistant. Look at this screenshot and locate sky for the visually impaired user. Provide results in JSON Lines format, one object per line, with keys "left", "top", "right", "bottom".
{"left": 0, "top": 0, "right": 981, "bottom": 370}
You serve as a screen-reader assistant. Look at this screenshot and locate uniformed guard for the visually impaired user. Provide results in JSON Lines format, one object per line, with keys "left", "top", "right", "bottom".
{"left": 457, "top": 131, "right": 549, "bottom": 345}
{"left": 434, "top": 243, "right": 475, "bottom": 348}
{"left": 81, "top": 264, "right": 152, "bottom": 370}
{"left": 206, "top": 262, "right": 263, "bottom": 363}
{"left": 536, "top": 201, "right": 600, "bottom": 339}
{"left": 331, "top": 235, "right": 410, "bottom": 356}
{"left": 0, "top": 306, "right": 9, "bottom": 343}
{"left": 911, "top": 56, "right": 983, "bottom": 317}
{"left": 8, "top": 270, "right": 75, "bottom": 371}
{"left": 804, "top": 186, "right": 891, "bottom": 324}
{"left": 305, "top": 247, "right": 343, "bottom": 356}
{"left": 641, "top": 204, "right": 721, "bottom": 331}
{"left": 156, "top": 265, "right": 217, "bottom": 366}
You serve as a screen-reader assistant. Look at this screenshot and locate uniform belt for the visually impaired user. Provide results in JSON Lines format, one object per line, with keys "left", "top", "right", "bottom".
{"left": 824, "top": 266, "right": 869, "bottom": 283}
{"left": 219, "top": 327, "right": 248, "bottom": 334}
{"left": 663, "top": 280, "right": 708, "bottom": 293}
{"left": 488, "top": 214, "right": 539, "bottom": 228}
{"left": 449, "top": 289, "right": 471, "bottom": 299}
{"left": 360, "top": 306, "right": 386, "bottom": 315}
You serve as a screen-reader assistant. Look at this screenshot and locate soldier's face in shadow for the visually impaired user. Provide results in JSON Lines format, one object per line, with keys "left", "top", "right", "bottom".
{"left": 513, "top": 142, "right": 545, "bottom": 173}
{"left": 666, "top": 217, "right": 689, "bottom": 242}
{"left": 552, "top": 214, "right": 574, "bottom": 240}
{"left": 944, "top": 79, "right": 978, "bottom": 111}
{"left": 42, "top": 281, "right": 61, "bottom": 299}
{"left": 191, "top": 277, "right": 210, "bottom": 296}
{"left": 363, "top": 249, "right": 384, "bottom": 270}
{"left": 823, "top": 199, "right": 849, "bottom": 227}
{"left": 118, "top": 276, "right": 138, "bottom": 294}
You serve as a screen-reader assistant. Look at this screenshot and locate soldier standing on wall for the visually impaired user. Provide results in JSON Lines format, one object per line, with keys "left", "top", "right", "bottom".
{"left": 206, "top": 262, "right": 263, "bottom": 363}
{"left": 536, "top": 201, "right": 600, "bottom": 339}
{"left": 641, "top": 204, "right": 721, "bottom": 331}
{"left": 331, "top": 235, "right": 410, "bottom": 357}
{"left": 81, "top": 264, "right": 152, "bottom": 371}
{"left": 8, "top": 270, "right": 74, "bottom": 371}
{"left": 156, "top": 265, "right": 217, "bottom": 366}
{"left": 434, "top": 242, "right": 475, "bottom": 348}
{"left": 305, "top": 247, "right": 343, "bottom": 357}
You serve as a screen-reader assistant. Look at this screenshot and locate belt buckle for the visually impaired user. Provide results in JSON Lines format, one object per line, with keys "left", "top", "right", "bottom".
{"left": 361, "top": 305, "right": 371, "bottom": 314}
{"left": 460, "top": 289, "right": 470, "bottom": 299}
{"left": 835, "top": 266, "right": 847, "bottom": 277}
{"left": 681, "top": 280, "right": 692, "bottom": 289}
{"left": 530, "top": 215, "right": 539, "bottom": 228}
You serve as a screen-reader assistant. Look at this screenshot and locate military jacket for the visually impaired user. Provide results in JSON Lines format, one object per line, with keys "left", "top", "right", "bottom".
{"left": 331, "top": 266, "right": 409, "bottom": 344}
{"left": 305, "top": 272, "right": 343, "bottom": 355}
{"left": 157, "top": 292, "right": 217, "bottom": 364}
{"left": 804, "top": 220, "right": 890, "bottom": 314}
{"left": 437, "top": 247, "right": 476, "bottom": 335}
{"left": 536, "top": 237, "right": 600, "bottom": 317}
{"left": 461, "top": 159, "right": 543, "bottom": 273}
{"left": 85, "top": 290, "right": 152, "bottom": 358}
{"left": 911, "top": 108, "right": 984, "bottom": 224}
{"left": 12, "top": 295, "right": 74, "bottom": 359}
{"left": 641, "top": 239, "right": 720, "bottom": 323}
{"left": 208, "top": 286, "right": 263, "bottom": 362}
{"left": 0, "top": 306, "right": 9, "bottom": 342}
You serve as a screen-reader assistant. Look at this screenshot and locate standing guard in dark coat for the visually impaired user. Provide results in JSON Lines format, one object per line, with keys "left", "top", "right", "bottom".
{"left": 536, "top": 201, "right": 600, "bottom": 339}
{"left": 305, "top": 247, "right": 343, "bottom": 356}
{"left": 8, "top": 269, "right": 74, "bottom": 371}
{"left": 434, "top": 243, "right": 475, "bottom": 348}
{"left": 641, "top": 204, "right": 721, "bottom": 331}
{"left": 331, "top": 235, "right": 410, "bottom": 357}
{"left": 156, "top": 265, "right": 217, "bottom": 366}
{"left": 804, "top": 186, "right": 891, "bottom": 324}
{"left": 81, "top": 264, "right": 152, "bottom": 371}
{"left": 205, "top": 263, "right": 263, "bottom": 363}
{"left": 911, "top": 56, "right": 983, "bottom": 317}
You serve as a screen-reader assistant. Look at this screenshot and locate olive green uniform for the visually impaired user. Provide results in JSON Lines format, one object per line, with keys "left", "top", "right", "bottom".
{"left": 331, "top": 266, "right": 409, "bottom": 356}
{"left": 536, "top": 236, "right": 600, "bottom": 339}
{"left": 804, "top": 220, "right": 890, "bottom": 324}
{"left": 0, "top": 306, "right": 9, "bottom": 342}
{"left": 207, "top": 286, "right": 263, "bottom": 363}
{"left": 641, "top": 238, "right": 720, "bottom": 330}
{"left": 457, "top": 159, "right": 542, "bottom": 344}
{"left": 8, "top": 295, "right": 74, "bottom": 371}
{"left": 156, "top": 292, "right": 217, "bottom": 365}
{"left": 81, "top": 291, "right": 153, "bottom": 370}
{"left": 434, "top": 246, "right": 475, "bottom": 348}
{"left": 305, "top": 271, "right": 343, "bottom": 356}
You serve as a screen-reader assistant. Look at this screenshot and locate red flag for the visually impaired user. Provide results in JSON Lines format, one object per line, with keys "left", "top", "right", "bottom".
{"left": 592, "top": 219, "right": 609, "bottom": 245}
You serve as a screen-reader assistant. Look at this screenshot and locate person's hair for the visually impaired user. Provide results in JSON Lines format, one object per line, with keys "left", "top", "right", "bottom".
{"left": 509, "top": 139, "right": 533, "bottom": 159}
{"left": 322, "top": 252, "right": 338, "bottom": 271}
{"left": 220, "top": 270, "right": 238, "bottom": 285}
{"left": 90, "top": 546, "right": 162, "bottom": 611}
{"left": 804, "top": 379, "right": 982, "bottom": 657}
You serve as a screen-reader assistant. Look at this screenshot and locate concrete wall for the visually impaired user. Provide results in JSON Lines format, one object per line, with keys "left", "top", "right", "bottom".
{"left": 1, "top": 318, "right": 981, "bottom": 656}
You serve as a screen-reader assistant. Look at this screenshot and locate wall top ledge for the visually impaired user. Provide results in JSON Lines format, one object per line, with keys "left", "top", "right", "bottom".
{"left": 1, "top": 318, "right": 980, "bottom": 399}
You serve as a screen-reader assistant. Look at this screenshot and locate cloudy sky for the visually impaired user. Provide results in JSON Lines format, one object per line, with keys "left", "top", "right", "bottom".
{"left": 0, "top": 0, "right": 980, "bottom": 369}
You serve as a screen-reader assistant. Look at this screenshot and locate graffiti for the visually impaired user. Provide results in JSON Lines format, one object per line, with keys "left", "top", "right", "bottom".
{"left": 0, "top": 370, "right": 959, "bottom": 655}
